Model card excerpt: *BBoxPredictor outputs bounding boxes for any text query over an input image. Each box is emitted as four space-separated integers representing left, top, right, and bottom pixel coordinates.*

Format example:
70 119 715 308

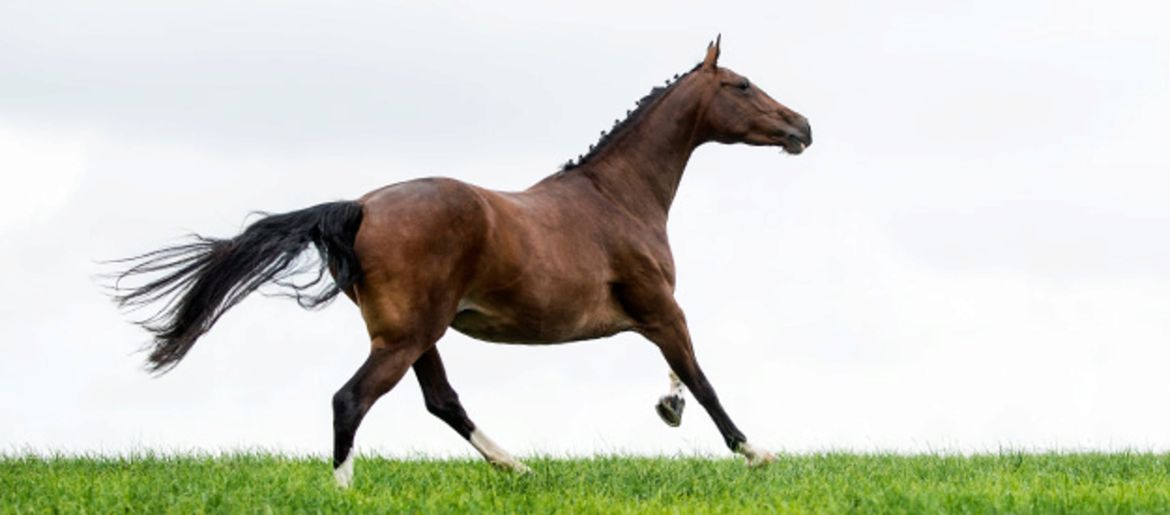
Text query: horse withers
110 36 812 487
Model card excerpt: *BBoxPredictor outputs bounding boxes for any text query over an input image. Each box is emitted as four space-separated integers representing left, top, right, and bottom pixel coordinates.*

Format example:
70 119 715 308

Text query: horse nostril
795 117 812 146
779 111 812 147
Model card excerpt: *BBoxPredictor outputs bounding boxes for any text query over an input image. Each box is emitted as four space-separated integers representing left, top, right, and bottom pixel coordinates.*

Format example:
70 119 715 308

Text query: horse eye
737 80 751 91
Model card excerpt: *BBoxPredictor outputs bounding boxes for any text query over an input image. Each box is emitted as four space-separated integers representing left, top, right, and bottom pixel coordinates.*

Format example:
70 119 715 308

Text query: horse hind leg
413 346 530 473
655 370 686 427
331 333 431 488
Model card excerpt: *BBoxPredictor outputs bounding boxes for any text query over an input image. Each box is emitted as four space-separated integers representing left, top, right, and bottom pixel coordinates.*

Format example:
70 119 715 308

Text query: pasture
3 453 1169 513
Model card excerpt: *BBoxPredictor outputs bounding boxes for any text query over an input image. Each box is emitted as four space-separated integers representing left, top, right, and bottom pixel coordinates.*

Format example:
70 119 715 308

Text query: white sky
2 1 1169 458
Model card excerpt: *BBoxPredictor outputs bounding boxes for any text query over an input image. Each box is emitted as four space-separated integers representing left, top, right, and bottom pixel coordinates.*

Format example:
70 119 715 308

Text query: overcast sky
2 1 1169 458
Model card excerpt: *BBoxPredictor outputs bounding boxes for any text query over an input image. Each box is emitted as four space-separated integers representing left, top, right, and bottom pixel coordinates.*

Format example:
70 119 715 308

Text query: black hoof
656 395 685 427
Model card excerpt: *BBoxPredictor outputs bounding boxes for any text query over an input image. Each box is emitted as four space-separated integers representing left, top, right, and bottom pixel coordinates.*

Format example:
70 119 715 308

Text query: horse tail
108 201 364 373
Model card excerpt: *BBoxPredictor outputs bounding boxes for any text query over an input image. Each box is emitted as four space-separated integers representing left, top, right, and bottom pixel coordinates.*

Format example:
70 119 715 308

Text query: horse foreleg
636 301 775 467
413 346 531 473
655 370 686 427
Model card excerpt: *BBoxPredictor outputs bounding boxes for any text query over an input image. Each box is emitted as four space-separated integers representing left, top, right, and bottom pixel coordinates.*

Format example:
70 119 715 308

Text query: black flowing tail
108 201 364 373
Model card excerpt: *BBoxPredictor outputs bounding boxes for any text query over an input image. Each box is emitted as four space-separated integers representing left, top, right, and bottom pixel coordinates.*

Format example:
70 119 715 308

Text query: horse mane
560 63 702 172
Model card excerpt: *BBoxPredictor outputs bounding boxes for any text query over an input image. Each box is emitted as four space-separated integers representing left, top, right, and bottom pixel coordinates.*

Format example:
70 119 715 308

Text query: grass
3 453 1170 513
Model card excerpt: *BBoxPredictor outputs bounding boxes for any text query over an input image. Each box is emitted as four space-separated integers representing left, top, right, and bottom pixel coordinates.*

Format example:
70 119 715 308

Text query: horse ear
701 34 721 72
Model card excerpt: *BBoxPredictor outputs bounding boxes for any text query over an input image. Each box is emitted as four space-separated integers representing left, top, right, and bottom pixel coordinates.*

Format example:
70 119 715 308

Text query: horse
110 36 812 487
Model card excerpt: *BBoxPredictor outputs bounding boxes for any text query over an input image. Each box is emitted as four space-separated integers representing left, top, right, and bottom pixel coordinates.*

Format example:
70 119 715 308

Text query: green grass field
3 453 1169 513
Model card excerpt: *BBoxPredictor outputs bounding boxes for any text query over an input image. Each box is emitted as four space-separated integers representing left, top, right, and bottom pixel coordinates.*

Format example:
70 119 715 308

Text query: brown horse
111 36 811 487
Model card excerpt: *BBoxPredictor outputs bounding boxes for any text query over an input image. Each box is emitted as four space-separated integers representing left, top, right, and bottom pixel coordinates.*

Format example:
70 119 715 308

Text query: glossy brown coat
113 37 811 478
337 37 811 468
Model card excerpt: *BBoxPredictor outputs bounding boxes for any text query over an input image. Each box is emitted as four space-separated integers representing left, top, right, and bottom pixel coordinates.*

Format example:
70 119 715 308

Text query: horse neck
580 81 709 222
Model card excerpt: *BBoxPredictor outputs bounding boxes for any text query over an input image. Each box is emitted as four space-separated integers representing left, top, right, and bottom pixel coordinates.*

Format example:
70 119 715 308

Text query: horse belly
450 294 631 344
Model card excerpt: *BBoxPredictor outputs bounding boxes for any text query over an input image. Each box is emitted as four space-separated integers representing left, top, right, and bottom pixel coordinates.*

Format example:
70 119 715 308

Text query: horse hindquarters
332 178 506 485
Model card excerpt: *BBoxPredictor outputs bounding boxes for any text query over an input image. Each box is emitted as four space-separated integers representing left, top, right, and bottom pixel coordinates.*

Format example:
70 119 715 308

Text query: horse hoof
656 395 685 427
492 459 533 475
746 450 777 468
334 470 353 488
736 442 777 468
333 454 355 488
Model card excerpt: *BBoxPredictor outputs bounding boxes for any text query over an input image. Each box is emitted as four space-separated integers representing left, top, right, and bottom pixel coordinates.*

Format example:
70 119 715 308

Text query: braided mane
560 63 702 171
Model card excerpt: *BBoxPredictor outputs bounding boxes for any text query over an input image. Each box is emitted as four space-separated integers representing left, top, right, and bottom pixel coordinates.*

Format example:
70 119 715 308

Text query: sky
2 1 1169 459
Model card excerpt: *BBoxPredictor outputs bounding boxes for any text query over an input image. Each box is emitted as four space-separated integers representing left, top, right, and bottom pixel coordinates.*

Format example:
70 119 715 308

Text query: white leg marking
667 370 684 397
334 450 354 488
735 441 777 467
656 370 686 427
470 428 531 474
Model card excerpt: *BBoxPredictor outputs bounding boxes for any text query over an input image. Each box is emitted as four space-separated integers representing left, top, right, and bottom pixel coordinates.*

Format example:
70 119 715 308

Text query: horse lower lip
782 133 807 148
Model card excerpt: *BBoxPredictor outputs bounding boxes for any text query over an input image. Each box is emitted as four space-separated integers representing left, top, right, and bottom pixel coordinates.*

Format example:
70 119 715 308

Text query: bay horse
111 36 812 487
